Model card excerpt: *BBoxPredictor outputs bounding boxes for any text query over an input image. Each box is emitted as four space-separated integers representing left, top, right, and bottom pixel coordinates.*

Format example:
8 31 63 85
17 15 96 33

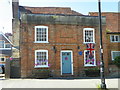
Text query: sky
0 0 119 33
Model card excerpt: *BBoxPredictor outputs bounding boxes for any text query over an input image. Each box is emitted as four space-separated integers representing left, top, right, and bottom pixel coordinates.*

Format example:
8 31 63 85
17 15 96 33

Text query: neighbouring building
0 32 13 73
89 12 120 77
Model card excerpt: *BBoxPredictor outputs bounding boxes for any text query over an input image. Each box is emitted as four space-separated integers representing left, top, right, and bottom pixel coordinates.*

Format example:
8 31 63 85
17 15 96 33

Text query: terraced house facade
12 1 119 78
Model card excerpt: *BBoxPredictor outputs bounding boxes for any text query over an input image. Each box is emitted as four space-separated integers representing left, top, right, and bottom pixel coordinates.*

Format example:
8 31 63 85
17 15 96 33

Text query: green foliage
84 67 100 71
113 56 120 68
97 84 101 88
106 28 111 33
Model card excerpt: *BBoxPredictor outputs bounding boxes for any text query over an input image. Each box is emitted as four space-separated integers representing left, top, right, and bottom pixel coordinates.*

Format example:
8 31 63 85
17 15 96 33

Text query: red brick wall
89 12 119 32
20 23 108 77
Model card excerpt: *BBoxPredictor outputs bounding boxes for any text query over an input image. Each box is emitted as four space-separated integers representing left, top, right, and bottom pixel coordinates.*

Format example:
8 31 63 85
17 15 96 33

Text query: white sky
0 0 119 33
0 0 12 33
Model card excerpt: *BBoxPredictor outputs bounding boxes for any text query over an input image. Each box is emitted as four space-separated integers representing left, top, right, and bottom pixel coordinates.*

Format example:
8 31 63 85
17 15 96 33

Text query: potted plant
84 67 100 77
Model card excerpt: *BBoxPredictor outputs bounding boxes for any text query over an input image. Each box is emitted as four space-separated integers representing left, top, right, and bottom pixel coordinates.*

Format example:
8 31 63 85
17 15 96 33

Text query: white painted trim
60 50 73 75
34 50 48 68
34 41 49 43
0 48 12 50
111 51 120 60
35 26 49 43
83 28 95 43
84 50 96 67
0 32 13 45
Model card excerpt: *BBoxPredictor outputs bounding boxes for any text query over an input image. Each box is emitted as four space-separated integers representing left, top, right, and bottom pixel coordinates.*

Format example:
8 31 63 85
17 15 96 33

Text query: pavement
0 77 119 89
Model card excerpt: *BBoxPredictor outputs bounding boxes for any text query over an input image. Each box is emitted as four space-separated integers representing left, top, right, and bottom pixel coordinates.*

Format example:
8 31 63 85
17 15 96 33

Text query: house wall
106 33 120 63
89 12 119 32
20 14 108 78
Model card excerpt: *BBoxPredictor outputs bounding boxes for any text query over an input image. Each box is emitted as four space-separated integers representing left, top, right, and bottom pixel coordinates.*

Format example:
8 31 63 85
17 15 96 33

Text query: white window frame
110 35 120 42
111 51 120 60
35 50 48 68
34 26 49 43
84 50 96 67
83 28 95 43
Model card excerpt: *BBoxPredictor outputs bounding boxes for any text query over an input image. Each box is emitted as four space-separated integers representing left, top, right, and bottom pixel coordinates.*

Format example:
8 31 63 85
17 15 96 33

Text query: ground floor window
84 50 96 66
35 50 48 67
111 51 120 60
0 58 5 62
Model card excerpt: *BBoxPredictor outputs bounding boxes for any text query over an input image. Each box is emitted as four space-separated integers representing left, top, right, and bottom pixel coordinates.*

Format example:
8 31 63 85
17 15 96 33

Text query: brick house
12 0 110 78
12 1 120 78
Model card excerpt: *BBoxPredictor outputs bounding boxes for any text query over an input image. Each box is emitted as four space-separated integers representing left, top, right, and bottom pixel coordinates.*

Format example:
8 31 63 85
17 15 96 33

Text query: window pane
5 44 11 48
115 36 119 41
112 52 120 60
36 27 47 42
84 50 95 66
84 30 94 43
0 58 5 62
111 36 114 41
0 41 4 48
36 51 48 66
119 36 120 41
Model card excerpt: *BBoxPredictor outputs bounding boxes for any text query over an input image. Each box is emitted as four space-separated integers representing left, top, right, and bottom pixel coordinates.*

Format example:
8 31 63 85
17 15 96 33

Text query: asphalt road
0 78 119 89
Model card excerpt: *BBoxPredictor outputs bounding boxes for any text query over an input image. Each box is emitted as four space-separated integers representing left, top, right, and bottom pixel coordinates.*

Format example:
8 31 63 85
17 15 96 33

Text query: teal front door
62 51 72 74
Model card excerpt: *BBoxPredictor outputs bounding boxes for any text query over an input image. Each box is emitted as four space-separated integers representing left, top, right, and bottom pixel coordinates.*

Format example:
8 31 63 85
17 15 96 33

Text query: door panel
62 52 72 74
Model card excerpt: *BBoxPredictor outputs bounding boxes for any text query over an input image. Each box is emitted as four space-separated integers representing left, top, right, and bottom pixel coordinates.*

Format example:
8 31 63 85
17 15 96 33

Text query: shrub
113 56 120 68
30 69 50 79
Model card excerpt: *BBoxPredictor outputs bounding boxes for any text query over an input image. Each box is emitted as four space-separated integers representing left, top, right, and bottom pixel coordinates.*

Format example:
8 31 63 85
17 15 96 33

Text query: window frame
110 35 120 42
35 50 48 68
111 51 120 61
84 50 96 67
0 57 5 62
34 26 49 43
83 28 95 44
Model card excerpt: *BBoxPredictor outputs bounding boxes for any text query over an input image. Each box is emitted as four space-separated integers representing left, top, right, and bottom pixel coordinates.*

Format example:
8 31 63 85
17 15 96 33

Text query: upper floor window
111 51 120 60
35 26 48 43
83 28 95 43
110 35 120 42
0 41 5 48
35 50 48 68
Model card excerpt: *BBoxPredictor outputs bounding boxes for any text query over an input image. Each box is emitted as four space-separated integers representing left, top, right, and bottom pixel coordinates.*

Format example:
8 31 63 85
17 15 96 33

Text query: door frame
60 50 73 75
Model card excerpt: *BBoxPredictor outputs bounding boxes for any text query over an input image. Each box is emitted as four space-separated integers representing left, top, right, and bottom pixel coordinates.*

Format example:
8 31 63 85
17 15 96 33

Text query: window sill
110 42 120 43
34 41 49 43
83 42 95 44
0 48 12 50
34 66 49 68
84 65 96 67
